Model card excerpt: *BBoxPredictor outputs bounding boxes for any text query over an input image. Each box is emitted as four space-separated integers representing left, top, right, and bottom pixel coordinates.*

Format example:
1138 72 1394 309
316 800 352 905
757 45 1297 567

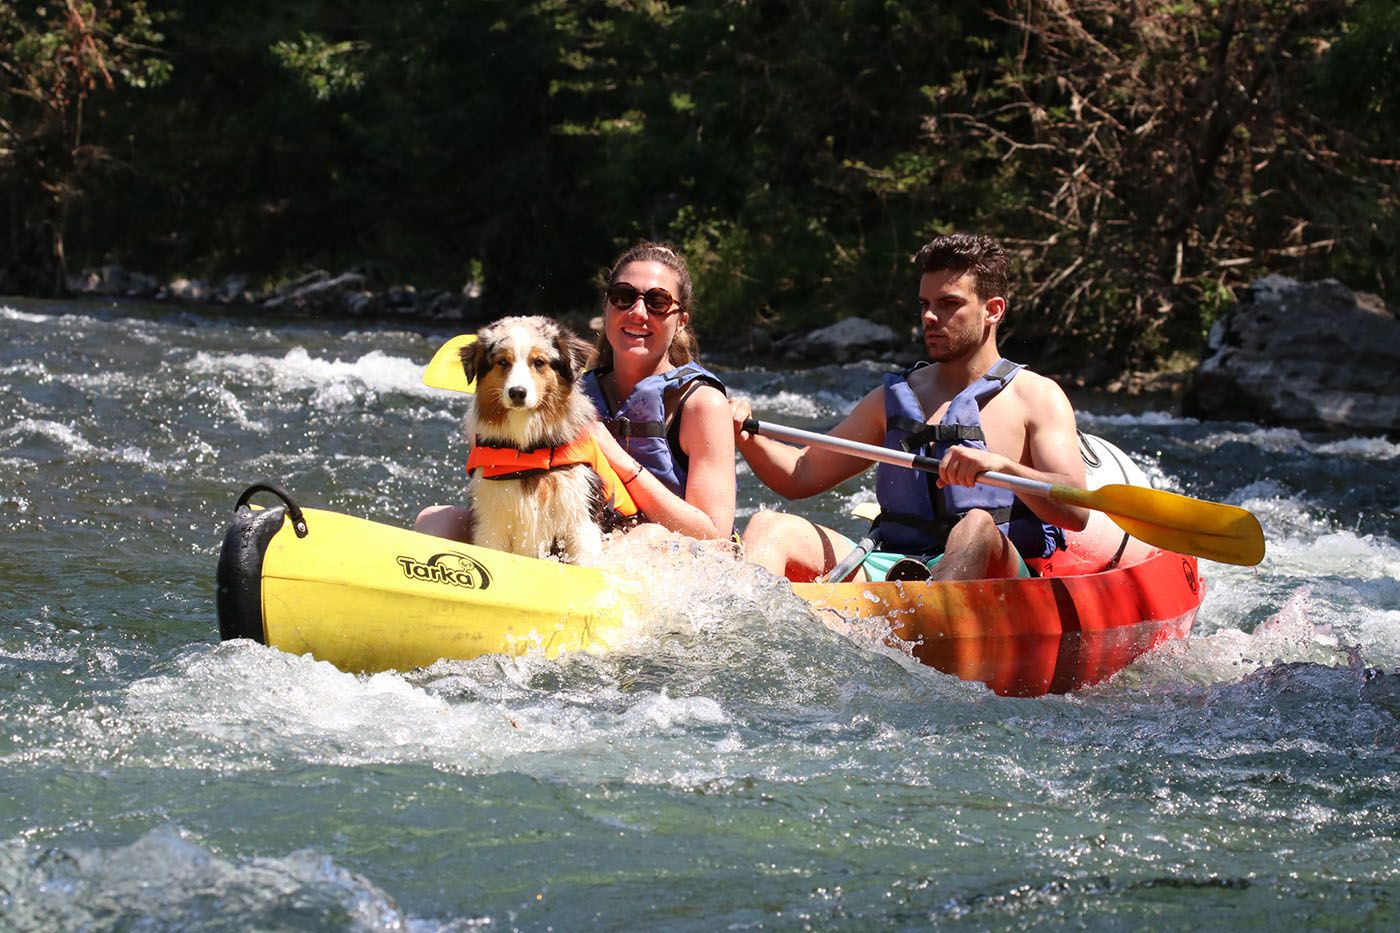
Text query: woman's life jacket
581 362 726 498
465 433 638 520
874 359 1065 559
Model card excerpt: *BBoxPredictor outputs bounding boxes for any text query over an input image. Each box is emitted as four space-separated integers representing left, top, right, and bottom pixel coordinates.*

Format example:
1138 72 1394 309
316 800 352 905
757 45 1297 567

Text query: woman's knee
414 505 468 540
414 505 448 529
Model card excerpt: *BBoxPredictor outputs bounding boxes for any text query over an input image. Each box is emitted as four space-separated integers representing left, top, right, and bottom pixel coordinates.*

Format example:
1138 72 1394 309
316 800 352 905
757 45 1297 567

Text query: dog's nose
508 385 528 405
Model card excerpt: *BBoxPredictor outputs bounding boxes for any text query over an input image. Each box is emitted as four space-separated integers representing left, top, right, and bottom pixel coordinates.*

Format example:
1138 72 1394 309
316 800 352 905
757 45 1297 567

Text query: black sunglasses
605 282 681 316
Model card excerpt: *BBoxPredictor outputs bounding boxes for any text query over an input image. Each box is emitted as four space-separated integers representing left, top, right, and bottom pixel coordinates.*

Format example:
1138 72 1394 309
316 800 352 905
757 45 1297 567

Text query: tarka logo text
397 552 492 590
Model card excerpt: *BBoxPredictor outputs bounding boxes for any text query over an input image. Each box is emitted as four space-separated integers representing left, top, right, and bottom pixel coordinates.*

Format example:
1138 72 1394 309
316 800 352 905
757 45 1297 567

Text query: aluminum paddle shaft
740 418 1265 566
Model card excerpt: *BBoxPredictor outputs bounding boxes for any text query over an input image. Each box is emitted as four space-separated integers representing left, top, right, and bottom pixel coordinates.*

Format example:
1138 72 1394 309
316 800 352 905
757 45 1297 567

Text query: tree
893 0 1384 371
7 1 1393 381
518 0 1001 336
0 0 166 294
1310 0 1400 296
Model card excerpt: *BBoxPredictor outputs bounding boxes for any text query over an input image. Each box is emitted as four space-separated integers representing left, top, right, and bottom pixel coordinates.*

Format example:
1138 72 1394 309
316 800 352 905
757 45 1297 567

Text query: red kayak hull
793 548 1202 697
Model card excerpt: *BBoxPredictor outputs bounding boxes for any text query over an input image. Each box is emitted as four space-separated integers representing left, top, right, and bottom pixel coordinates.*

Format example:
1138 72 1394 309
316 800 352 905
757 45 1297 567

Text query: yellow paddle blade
851 501 882 522
422 334 478 393
1051 483 1266 566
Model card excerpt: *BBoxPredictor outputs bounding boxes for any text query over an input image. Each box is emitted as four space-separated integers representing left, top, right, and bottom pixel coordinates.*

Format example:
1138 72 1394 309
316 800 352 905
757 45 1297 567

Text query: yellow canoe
217 471 1201 695
217 485 628 673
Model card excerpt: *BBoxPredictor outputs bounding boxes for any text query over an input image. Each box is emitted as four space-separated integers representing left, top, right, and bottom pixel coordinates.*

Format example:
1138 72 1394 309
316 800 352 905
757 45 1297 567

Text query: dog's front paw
559 524 604 564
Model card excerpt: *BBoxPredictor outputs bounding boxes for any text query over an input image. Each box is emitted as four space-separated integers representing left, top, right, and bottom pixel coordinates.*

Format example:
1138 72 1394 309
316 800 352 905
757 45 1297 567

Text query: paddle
813 501 882 583
422 334 479 393
741 418 1266 566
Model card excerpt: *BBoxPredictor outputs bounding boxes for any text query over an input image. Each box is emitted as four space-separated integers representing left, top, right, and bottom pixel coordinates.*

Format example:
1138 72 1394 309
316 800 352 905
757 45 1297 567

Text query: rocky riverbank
54 264 1399 435
65 264 483 321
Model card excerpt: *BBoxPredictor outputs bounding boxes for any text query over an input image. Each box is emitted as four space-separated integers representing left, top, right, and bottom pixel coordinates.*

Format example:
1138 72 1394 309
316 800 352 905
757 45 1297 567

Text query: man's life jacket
465 433 639 519
581 362 726 498
874 359 1065 559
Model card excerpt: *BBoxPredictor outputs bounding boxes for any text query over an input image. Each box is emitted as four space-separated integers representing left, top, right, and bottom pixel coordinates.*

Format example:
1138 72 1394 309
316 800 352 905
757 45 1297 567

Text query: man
730 233 1089 583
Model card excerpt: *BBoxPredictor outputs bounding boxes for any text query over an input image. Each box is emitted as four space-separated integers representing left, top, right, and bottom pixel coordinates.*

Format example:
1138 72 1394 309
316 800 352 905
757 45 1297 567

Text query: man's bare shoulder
837 381 889 444
1014 367 1077 423
996 367 1074 422
1012 367 1071 400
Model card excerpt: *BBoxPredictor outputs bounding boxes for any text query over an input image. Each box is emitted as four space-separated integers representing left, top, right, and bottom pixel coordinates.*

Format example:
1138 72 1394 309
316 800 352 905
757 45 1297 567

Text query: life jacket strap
474 465 550 481
603 415 666 439
983 358 1020 385
875 503 1023 554
891 420 986 452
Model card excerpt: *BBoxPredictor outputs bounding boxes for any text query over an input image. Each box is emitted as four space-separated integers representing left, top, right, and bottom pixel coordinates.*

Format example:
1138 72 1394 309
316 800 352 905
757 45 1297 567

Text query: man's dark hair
914 233 1010 302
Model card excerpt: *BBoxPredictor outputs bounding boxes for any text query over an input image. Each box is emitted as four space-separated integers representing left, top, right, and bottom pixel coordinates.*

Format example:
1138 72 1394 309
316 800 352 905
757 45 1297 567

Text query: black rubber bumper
215 502 285 643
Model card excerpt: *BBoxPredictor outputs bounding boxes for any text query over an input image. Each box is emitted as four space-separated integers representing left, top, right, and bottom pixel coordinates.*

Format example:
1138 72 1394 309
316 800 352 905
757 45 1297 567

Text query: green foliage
0 0 168 291
270 33 367 101
3 0 1395 377
1313 0 1400 134
861 0 1397 372
1308 0 1400 297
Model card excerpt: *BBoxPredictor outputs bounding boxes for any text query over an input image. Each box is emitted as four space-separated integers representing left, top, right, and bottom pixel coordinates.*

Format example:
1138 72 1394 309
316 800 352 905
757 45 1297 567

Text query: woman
414 241 734 543
581 241 735 541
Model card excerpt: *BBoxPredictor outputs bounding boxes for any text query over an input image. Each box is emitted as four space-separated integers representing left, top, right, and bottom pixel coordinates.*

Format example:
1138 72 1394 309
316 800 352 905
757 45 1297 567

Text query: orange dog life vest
465 434 640 517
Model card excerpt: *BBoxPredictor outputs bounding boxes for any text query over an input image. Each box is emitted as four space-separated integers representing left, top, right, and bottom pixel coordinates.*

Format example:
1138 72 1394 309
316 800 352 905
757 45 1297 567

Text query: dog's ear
461 339 490 383
552 327 595 384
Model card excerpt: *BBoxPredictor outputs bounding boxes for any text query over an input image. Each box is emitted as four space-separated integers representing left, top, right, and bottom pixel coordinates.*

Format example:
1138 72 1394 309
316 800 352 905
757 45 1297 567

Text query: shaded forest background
2 0 1397 375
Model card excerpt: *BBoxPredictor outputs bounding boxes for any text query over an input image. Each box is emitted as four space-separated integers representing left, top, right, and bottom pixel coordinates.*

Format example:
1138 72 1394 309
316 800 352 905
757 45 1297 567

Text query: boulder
422 290 476 320
161 277 212 301
774 316 905 363
214 274 251 304
341 291 385 316
69 264 143 296
125 271 160 298
261 270 370 313
1185 275 1400 433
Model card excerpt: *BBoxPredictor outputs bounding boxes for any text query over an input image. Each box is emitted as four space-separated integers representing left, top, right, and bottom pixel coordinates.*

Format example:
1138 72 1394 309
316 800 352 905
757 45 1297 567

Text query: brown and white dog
459 316 636 562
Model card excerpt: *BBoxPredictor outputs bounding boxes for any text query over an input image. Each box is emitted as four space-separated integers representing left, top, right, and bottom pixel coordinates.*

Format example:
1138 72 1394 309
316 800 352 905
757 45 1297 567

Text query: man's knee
945 508 1013 559
740 510 797 575
953 508 1001 542
949 508 1021 577
742 509 794 545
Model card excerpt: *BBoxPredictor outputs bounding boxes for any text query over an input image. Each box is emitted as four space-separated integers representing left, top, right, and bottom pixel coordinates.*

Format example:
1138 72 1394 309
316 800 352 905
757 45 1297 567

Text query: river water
2 298 1397 930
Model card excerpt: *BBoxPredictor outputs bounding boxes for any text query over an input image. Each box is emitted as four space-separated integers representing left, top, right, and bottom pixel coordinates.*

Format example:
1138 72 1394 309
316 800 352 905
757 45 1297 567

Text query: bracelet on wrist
622 462 643 485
